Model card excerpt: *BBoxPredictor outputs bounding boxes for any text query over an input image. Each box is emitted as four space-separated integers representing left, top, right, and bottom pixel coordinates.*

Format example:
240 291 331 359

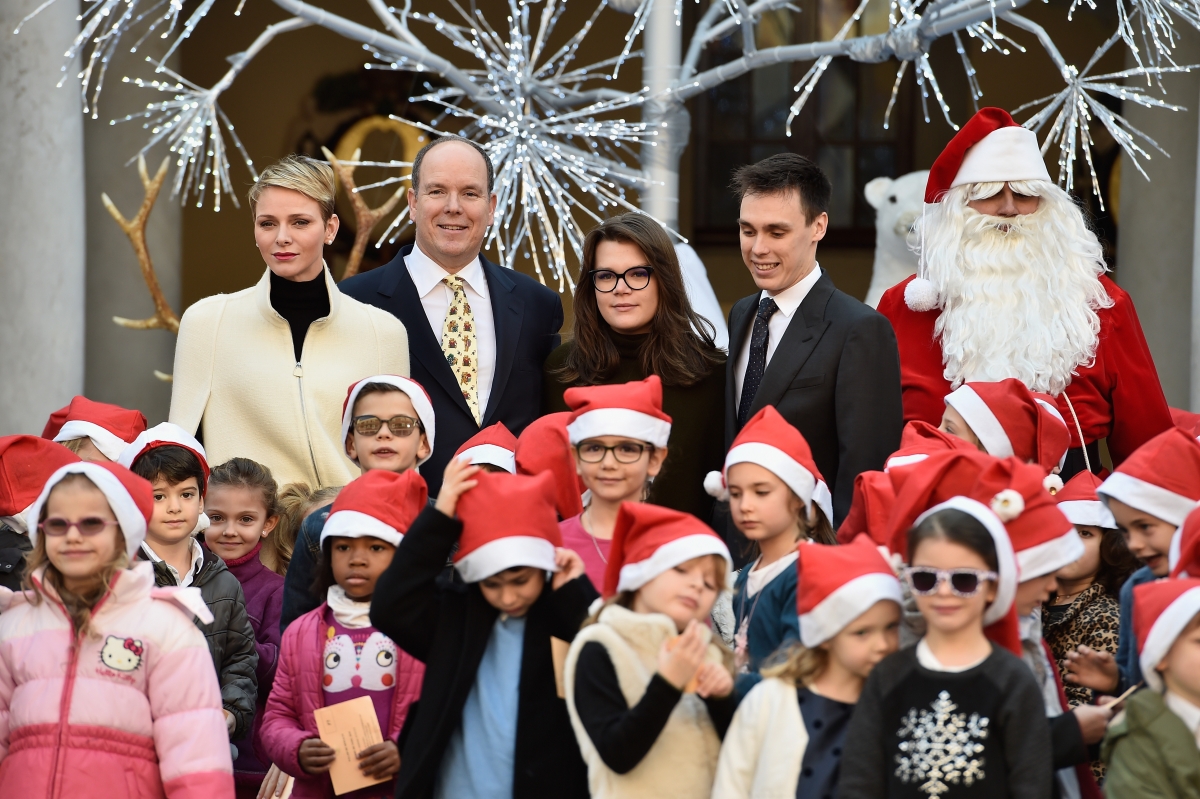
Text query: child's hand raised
357 740 401 780
657 620 706 691
551 548 585 590
1064 645 1120 693
298 737 336 775
694 662 733 699
435 458 480 518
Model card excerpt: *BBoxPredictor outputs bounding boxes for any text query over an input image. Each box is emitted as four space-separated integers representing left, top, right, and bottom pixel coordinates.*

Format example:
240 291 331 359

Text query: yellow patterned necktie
441 275 481 424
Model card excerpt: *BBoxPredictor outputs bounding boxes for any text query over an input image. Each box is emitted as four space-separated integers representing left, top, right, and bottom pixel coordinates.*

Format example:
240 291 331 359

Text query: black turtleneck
270 270 330 362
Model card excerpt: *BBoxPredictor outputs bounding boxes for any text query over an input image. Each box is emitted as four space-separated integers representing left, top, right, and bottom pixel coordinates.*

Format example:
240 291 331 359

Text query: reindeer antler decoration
321 146 405 281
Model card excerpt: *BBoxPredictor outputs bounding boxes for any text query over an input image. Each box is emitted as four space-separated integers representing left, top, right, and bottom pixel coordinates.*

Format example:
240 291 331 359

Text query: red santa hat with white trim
604 503 732 598
1135 578 1200 691
455 422 518 474
1170 504 1200 578
454 470 563 583
42 396 147 462
906 107 1052 311
704 406 833 522
884 420 977 473
1098 427 1200 528
797 534 904 646
320 469 428 547
0 436 81 530
564 376 672 448
341 375 437 466
117 422 210 484
27 461 154 559
836 470 895 546
1056 471 1117 530
943 379 1071 474
514 412 585 519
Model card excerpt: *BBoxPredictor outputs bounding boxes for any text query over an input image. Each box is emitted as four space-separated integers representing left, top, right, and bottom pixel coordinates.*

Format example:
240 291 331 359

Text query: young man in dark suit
726 153 903 539
340 136 563 498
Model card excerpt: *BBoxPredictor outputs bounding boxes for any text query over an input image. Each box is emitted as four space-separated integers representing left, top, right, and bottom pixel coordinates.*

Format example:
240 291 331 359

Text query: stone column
0 2 86 434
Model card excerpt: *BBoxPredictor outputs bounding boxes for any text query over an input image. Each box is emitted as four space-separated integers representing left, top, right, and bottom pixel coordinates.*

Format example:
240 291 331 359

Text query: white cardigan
169 266 409 488
711 677 808 799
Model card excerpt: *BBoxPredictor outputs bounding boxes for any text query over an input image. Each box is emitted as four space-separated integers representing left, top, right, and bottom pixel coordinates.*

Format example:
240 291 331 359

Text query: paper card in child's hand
665 636 700 693
551 637 570 699
313 696 387 795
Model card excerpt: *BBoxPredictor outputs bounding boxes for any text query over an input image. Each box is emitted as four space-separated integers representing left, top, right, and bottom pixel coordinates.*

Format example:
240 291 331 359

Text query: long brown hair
557 213 723 387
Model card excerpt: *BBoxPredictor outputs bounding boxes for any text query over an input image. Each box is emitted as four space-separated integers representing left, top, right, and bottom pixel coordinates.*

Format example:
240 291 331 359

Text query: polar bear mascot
863 170 929 308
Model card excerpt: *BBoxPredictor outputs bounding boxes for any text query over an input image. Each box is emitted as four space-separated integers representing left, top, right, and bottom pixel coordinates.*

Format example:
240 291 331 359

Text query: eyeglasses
39 517 120 537
904 567 998 597
590 266 654 293
575 440 653 464
352 415 422 437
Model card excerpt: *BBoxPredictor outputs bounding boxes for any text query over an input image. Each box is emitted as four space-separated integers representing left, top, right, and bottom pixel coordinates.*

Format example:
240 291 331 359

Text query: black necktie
738 297 778 427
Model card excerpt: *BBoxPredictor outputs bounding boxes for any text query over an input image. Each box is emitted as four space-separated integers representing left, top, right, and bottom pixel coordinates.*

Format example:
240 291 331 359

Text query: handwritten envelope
313 696 387 795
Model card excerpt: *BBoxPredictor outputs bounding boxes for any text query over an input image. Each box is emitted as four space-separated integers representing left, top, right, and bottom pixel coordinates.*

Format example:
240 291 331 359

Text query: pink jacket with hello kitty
0 562 234 799
260 603 424 799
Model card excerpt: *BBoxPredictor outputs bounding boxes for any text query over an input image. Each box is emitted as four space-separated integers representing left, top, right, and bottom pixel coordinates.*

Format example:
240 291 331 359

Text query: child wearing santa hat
1066 427 1200 696
515 411 586 519
939 378 1071 474
280 374 436 631
42 395 147 463
560 376 672 591
120 422 259 743
260 470 428 799
839 451 1053 799
0 435 80 590
1101 579 1200 797
0 461 234 797
455 422 518 473
369 460 597 799
712 535 902 799
564 503 736 799
702 406 834 698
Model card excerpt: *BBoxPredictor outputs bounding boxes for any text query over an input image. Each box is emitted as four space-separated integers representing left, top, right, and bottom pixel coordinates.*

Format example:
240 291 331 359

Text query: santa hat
1056 471 1117 530
836 470 896 546
605 503 731 598
1171 407 1200 439
321 470 428 547
1170 505 1200 578
907 107 1052 311
341 375 436 466
117 422 210 484
42 396 147 462
455 422 518 474
1135 578 1200 691
0 436 81 529
1098 427 1200 527
797 534 904 647
564 376 672 448
454 470 562 582
704 406 832 521
27 461 154 559
514 412 585 519
885 420 979 473
943 379 1071 473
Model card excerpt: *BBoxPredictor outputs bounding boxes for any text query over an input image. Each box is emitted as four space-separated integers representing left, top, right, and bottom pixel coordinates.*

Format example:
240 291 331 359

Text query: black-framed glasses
590 266 654 293
575 440 653 464
904 567 998 597
352 415 422 437
40 517 121 537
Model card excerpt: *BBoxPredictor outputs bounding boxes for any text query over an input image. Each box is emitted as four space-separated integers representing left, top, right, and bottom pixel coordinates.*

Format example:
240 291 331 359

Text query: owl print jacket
0 562 234 799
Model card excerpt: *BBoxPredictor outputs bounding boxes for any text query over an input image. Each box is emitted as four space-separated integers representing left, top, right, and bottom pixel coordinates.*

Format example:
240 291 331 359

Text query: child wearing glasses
704 406 836 698
712 535 901 799
0 461 234 797
280 375 436 630
559 376 672 590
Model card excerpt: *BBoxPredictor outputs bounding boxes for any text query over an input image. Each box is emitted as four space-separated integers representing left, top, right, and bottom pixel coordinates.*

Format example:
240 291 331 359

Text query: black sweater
370 506 598 799
269 269 330 362
837 645 1052 799
572 640 737 774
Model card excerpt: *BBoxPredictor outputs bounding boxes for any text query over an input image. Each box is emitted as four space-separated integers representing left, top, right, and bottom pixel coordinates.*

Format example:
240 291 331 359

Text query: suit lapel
726 296 756 442
748 273 835 417
482 256 523 425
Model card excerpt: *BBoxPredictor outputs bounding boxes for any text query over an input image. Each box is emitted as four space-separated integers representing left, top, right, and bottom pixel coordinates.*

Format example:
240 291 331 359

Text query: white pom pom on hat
704 470 728 501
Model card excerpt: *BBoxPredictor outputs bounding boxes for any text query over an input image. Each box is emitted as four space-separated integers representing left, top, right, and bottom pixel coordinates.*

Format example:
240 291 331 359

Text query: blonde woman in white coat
712 535 902 799
169 156 409 489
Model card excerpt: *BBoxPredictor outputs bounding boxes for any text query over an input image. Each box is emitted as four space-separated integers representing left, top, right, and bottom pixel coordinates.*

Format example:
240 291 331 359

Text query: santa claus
877 107 1172 475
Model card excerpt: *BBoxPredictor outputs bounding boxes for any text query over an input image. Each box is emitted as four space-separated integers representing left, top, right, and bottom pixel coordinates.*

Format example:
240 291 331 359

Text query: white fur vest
564 604 724 799
711 677 808 798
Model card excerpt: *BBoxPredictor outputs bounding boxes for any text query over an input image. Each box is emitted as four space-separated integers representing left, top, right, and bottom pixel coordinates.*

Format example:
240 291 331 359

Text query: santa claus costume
877 107 1171 476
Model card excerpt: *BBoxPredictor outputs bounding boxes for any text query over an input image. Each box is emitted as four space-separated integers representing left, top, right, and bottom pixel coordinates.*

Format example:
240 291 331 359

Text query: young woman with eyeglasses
544 213 725 521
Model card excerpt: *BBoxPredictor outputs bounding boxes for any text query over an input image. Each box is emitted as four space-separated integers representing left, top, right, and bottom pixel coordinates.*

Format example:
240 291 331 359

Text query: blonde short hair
248 155 337 221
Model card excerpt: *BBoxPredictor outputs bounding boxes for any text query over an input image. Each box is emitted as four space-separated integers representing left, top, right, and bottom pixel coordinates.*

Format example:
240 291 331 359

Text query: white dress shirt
140 538 204 588
406 243 497 416
1166 690 1200 749
733 264 824 410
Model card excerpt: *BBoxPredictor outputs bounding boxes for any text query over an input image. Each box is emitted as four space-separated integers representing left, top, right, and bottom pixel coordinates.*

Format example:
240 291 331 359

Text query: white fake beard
923 187 1112 396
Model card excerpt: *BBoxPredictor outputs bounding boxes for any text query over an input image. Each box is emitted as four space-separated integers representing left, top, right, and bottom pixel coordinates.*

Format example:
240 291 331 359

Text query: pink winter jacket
0 562 234 799
260 603 424 798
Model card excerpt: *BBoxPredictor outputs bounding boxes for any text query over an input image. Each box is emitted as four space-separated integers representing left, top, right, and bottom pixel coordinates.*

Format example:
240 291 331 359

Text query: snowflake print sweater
837 644 1052 799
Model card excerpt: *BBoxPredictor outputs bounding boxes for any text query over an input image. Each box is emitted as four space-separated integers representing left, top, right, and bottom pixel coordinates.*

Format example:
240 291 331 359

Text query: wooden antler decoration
322 145 406 280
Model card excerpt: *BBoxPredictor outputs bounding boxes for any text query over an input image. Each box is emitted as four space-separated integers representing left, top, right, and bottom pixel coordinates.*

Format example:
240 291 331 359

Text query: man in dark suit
726 153 903 535
341 136 563 496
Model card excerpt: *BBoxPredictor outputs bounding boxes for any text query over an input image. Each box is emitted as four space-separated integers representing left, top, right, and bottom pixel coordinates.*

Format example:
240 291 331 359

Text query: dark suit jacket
340 245 563 495
726 272 904 526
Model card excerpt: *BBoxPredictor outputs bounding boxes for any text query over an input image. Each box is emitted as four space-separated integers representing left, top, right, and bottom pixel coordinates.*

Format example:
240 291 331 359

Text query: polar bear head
100 635 144 672
864 170 929 262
